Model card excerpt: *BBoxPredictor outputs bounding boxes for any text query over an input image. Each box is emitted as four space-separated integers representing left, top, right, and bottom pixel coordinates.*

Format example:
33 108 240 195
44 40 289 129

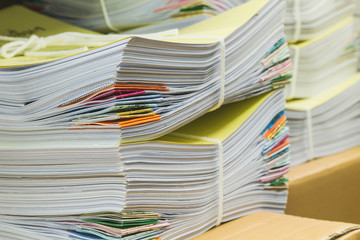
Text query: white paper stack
21 0 240 33
0 89 290 240
130 0 356 46
24 0 355 40
285 16 358 99
0 0 291 145
284 0 355 42
134 0 356 40
356 0 360 29
286 73 360 166
355 0 360 69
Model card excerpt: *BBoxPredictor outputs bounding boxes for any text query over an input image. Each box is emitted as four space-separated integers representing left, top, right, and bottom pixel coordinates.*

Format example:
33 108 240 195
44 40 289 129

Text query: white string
286 44 300 99
293 0 302 42
99 0 119 32
170 132 224 226
161 35 226 111
1 35 40 58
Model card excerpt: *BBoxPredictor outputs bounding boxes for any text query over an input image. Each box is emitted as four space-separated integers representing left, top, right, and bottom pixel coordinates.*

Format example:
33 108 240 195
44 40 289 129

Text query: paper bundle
355 0 360 69
0 0 291 145
356 0 360 29
284 0 355 42
22 0 356 42
131 0 358 40
0 212 168 240
22 0 241 33
286 73 360 166
0 89 289 240
285 16 357 99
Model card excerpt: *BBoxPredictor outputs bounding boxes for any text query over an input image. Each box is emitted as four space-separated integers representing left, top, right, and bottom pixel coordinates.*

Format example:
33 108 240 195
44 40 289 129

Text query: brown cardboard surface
286 146 360 224
190 211 360 240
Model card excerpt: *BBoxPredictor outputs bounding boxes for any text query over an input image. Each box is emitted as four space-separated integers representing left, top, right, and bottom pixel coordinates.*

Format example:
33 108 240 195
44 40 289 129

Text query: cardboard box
191 211 360 240
286 146 360 224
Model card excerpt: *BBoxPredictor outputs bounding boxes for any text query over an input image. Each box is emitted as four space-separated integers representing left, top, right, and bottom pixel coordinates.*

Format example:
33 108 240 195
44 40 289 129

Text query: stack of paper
356 0 360 30
21 0 239 33
355 0 360 69
286 73 360 166
22 0 356 41
132 0 358 42
0 0 291 145
285 16 358 99
0 212 169 240
0 89 290 240
284 0 355 42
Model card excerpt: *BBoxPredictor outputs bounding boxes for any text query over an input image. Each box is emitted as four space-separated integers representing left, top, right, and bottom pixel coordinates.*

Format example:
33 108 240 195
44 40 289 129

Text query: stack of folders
0 90 290 240
284 0 355 42
285 16 358 99
0 0 292 145
286 73 360 166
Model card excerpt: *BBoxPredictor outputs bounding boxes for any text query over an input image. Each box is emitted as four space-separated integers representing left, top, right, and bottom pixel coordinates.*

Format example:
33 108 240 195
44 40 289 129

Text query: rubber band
286 44 300 99
293 0 302 42
161 35 226 111
170 132 224 226
99 0 119 32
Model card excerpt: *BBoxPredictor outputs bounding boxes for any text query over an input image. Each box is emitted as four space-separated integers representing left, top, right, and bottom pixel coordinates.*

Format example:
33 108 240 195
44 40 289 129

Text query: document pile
0 1 291 239
355 0 360 69
0 90 290 240
22 0 240 33
284 0 355 42
285 16 358 99
22 0 356 41
0 0 291 145
286 73 360 166
0 212 168 240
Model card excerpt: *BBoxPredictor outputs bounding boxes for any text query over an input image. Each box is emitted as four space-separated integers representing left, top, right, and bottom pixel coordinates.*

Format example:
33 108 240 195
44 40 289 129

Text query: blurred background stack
283 0 360 166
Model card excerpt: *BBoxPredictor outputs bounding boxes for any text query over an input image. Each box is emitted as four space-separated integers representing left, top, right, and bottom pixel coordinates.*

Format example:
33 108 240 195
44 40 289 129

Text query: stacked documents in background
356 0 360 30
285 16 357 99
286 73 360 166
283 0 359 165
0 0 291 145
355 0 360 69
22 0 355 41
285 0 355 42
0 90 289 240
21 0 240 33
